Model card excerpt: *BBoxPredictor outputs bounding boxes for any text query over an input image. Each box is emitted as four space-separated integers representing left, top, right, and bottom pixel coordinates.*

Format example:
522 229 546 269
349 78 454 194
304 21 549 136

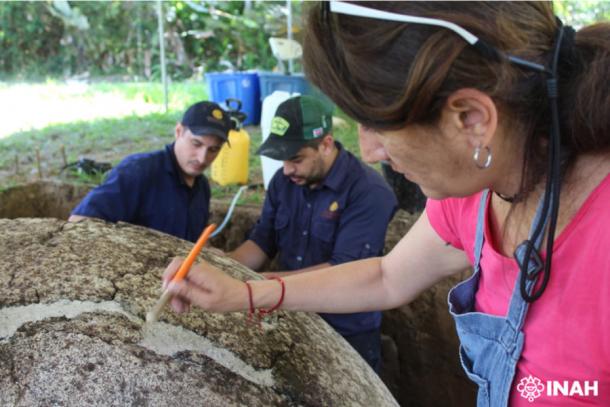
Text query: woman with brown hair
162 2 609 405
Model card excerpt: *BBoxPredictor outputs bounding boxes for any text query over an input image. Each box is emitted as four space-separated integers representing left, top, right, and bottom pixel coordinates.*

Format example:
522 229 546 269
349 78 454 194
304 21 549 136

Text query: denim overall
448 189 549 406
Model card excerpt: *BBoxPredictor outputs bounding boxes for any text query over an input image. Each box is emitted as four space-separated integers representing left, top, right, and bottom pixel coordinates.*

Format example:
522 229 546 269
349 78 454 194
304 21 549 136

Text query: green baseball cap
256 95 333 160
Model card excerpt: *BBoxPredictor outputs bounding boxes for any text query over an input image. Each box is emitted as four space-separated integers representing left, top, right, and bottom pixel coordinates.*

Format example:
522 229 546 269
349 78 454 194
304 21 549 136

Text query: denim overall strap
502 194 551 336
447 190 490 316
448 189 552 406
472 189 489 273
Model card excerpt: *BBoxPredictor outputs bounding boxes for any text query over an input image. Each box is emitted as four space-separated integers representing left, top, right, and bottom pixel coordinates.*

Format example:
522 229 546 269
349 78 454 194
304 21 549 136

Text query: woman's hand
162 257 247 313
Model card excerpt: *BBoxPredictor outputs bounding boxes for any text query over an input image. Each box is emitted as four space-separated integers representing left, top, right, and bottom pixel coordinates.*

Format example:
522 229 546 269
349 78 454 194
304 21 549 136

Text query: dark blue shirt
72 144 211 242
249 142 398 336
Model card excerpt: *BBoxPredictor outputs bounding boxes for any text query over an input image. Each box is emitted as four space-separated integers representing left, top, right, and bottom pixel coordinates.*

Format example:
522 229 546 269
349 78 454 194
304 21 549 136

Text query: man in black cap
230 95 397 372
69 101 233 242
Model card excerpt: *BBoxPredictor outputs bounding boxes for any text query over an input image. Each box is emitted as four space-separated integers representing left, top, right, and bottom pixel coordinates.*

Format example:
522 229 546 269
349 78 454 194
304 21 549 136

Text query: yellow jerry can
211 127 250 186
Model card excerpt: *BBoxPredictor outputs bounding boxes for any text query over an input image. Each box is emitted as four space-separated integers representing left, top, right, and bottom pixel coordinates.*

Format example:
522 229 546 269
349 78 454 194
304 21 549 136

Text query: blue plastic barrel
205 72 261 125
258 72 309 101
258 71 335 112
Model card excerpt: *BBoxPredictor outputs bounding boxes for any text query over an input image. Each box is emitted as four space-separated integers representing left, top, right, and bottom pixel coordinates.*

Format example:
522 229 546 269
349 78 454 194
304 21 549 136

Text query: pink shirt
427 173 610 406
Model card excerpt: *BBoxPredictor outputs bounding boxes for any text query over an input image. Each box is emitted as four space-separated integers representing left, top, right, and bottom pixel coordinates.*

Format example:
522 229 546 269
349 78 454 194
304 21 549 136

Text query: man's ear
175 123 184 140
319 134 334 154
444 88 498 149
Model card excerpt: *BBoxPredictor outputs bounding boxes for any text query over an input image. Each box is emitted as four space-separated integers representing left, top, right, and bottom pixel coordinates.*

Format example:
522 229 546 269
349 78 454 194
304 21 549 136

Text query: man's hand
68 214 91 222
261 271 293 279
229 240 269 271
205 245 225 257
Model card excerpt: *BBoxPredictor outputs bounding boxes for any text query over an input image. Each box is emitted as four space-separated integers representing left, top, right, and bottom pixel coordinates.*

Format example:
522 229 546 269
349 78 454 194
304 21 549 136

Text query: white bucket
260 90 300 189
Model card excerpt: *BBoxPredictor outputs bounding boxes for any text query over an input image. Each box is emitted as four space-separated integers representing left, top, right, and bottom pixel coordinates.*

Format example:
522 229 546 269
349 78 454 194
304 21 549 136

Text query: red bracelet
245 277 285 328
259 277 285 317
245 281 254 322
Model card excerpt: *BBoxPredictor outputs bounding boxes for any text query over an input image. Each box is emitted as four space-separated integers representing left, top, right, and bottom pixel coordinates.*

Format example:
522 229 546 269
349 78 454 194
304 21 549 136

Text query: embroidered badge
271 117 290 136
321 201 340 220
212 109 223 120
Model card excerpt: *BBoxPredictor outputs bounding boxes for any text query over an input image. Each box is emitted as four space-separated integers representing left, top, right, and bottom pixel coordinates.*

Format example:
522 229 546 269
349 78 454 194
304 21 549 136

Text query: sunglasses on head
329 1 549 74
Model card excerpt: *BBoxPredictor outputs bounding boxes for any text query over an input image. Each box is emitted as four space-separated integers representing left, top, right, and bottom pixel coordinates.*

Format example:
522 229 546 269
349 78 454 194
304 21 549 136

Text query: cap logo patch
313 127 323 137
271 116 290 136
212 109 223 120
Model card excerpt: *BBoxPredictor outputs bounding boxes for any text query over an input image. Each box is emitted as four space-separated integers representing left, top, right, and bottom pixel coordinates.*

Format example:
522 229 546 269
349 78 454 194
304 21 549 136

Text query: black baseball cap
256 95 333 160
181 101 233 141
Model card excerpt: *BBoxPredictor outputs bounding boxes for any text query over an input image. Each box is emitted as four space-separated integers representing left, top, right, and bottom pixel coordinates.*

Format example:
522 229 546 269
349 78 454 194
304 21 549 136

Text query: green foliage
0 1 298 81
166 1 282 73
0 2 65 78
554 0 610 27
1 1 607 81
0 1 158 80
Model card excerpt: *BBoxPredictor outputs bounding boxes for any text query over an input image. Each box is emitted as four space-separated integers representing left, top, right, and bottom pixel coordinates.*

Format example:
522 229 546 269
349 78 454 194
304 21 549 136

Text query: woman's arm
163 210 471 314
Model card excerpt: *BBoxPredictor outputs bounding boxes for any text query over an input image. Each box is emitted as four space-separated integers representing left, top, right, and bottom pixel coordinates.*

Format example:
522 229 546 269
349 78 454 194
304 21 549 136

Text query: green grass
0 113 176 177
0 81 362 202
80 81 209 110
0 80 208 138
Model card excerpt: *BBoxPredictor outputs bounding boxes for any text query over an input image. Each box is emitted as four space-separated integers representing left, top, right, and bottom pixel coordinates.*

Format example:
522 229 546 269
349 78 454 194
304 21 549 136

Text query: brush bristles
146 290 173 323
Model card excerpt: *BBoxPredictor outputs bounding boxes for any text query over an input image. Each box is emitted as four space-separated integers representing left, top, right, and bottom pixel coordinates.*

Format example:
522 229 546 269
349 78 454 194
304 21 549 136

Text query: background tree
0 1 605 81
0 1 296 81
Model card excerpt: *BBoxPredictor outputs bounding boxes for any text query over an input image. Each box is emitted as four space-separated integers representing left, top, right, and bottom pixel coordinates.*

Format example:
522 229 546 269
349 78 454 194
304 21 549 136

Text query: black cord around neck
516 23 565 303
495 192 518 203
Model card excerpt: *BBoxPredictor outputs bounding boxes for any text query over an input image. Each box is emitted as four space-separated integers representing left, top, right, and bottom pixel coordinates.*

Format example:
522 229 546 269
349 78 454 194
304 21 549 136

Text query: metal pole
157 0 168 113
60 145 68 167
286 0 293 74
35 149 43 180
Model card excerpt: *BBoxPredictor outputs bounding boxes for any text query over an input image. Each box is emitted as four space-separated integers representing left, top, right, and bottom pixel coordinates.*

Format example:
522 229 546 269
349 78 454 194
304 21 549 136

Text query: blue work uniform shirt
71 143 211 242
249 142 398 336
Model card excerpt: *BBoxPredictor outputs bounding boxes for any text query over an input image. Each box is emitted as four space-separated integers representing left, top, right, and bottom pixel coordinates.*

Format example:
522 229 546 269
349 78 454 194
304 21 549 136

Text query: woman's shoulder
427 192 485 223
426 192 485 251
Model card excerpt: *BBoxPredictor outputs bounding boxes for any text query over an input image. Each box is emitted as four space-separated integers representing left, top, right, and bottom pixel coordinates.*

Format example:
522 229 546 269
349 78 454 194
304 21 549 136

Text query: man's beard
300 158 326 187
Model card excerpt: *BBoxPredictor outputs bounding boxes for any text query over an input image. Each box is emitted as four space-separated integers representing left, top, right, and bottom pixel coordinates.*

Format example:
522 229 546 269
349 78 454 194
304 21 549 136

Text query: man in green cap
229 95 398 372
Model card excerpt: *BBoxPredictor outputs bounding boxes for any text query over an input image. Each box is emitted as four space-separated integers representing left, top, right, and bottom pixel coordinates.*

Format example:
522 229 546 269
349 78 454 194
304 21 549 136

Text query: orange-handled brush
146 224 217 323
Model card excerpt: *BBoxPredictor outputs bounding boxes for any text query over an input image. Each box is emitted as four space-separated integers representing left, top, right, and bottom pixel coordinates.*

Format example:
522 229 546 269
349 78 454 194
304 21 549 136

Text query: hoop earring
473 145 492 169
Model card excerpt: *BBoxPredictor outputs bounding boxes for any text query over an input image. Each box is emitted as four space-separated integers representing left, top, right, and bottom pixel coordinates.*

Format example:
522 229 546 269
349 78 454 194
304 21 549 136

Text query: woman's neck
488 151 610 257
